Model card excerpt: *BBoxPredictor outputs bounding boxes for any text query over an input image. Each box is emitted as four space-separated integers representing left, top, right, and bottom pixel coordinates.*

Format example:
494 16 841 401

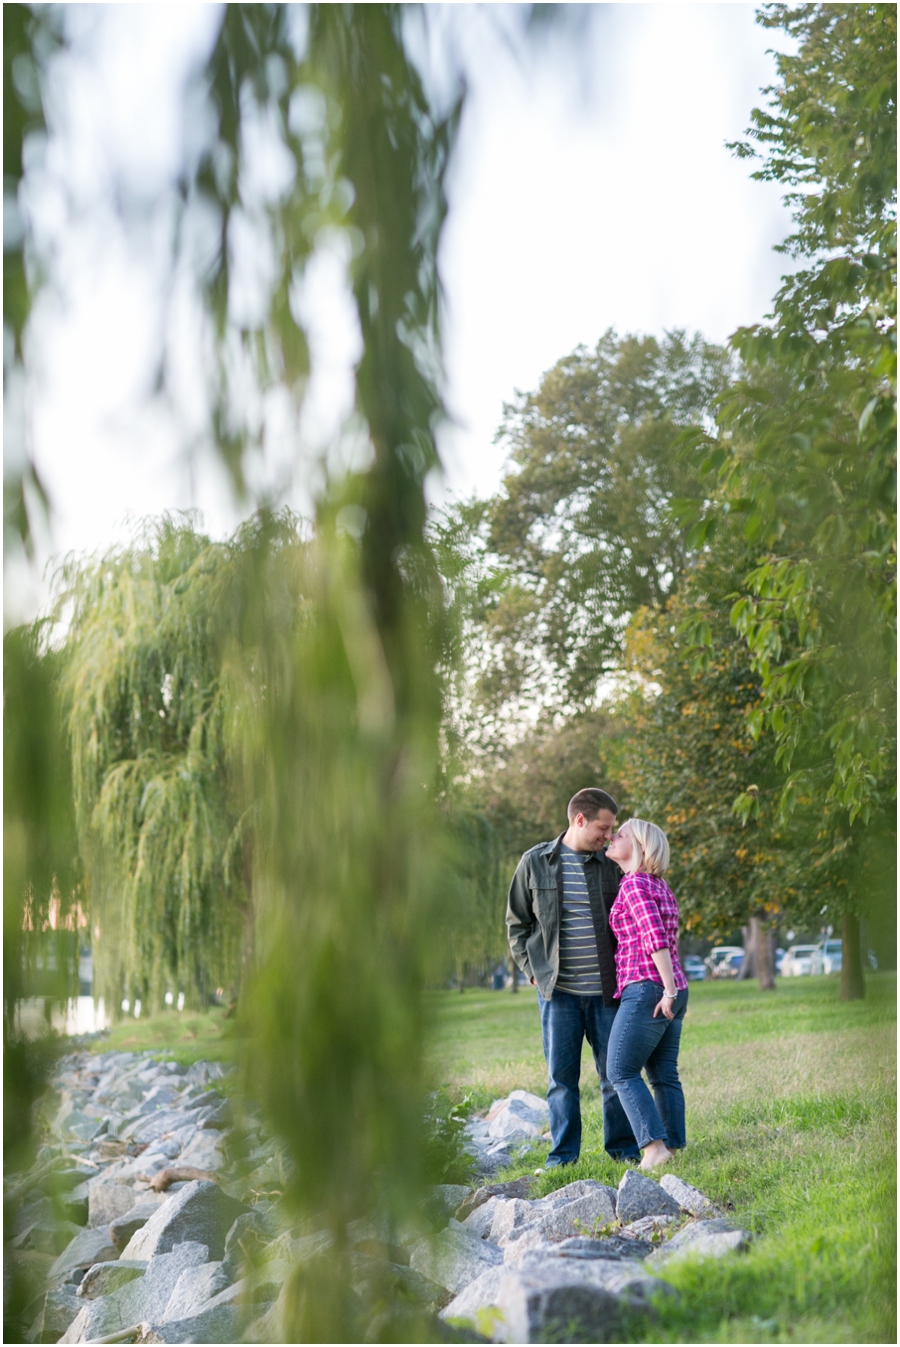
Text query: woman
605 817 688 1170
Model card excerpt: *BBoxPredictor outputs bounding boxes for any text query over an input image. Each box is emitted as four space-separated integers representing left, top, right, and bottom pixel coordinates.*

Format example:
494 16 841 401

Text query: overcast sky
9 3 794 620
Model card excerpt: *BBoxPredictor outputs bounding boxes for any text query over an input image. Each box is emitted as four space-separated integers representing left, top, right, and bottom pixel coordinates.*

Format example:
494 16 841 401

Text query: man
506 787 639 1166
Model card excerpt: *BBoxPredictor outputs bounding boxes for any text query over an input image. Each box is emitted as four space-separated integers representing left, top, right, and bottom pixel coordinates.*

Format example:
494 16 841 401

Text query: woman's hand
653 993 676 1020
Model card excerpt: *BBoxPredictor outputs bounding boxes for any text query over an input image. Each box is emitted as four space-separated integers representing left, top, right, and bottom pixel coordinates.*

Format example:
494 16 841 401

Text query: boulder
177 1129 227 1172
438 1263 505 1325
648 1218 752 1264
488 1199 539 1246
456 1176 536 1221
134 1304 241 1343
161 1261 231 1320
659 1174 719 1216
110 1196 170 1253
120 1181 248 1262
77 1261 147 1300
549 1236 653 1262
539 1188 618 1240
619 1214 678 1241
49 1225 117 1281
485 1092 549 1143
30 1283 82 1341
544 1180 617 1209
409 1224 504 1295
425 1184 473 1222
462 1197 502 1240
59 1241 210 1343
87 1176 145 1227
496 1251 669 1343
615 1170 681 1223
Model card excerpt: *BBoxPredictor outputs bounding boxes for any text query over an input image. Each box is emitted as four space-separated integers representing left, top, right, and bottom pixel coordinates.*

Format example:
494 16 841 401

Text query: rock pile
437 1163 752 1343
8 1048 290 1344
8 1067 753 1345
463 1090 550 1173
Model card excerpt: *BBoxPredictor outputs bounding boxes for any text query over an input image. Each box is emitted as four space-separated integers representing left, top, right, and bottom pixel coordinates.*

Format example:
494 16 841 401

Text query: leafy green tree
684 2 896 998
53 513 298 1017
472 330 730 710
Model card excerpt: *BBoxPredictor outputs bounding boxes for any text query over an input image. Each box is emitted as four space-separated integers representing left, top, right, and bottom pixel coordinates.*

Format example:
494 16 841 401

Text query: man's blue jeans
538 989 641 1165
606 980 688 1150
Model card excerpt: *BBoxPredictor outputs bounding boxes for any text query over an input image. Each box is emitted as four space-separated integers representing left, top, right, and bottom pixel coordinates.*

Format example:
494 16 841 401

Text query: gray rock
540 1188 618 1240
409 1225 504 1294
110 1196 170 1253
659 1173 718 1216
351 1252 448 1311
439 1264 505 1325
549 1236 653 1262
49 1225 117 1280
120 1181 248 1262
34 1283 82 1340
59 1241 210 1342
619 1214 679 1240
134 1304 240 1343
162 1261 231 1320
489 1198 539 1245
426 1184 473 1219
502 1229 554 1264
222 1210 271 1274
177 1129 227 1171
545 1179 618 1209
496 1252 669 1343
77 1261 147 1299
486 1091 549 1143
616 1170 682 1223
648 1218 752 1264
462 1196 502 1240
87 1175 144 1227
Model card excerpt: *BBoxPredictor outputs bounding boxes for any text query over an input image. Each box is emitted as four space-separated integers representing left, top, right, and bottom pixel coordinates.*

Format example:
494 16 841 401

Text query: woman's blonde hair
626 818 670 877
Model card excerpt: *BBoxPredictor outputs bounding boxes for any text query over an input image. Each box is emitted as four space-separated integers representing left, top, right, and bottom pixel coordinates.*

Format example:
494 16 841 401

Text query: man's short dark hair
567 788 618 822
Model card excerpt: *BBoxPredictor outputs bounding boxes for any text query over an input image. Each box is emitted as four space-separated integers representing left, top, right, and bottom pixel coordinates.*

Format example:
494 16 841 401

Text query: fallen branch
142 1165 220 1192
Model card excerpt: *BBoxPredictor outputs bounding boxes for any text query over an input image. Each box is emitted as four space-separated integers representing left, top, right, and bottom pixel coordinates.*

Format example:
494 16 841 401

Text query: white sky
7 3 794 621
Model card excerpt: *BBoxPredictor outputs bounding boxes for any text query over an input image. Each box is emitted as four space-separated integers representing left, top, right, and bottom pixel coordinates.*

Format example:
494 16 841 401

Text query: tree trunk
737 923 755 980
840 911 866 1001
756 919 776 992
509 949 518 993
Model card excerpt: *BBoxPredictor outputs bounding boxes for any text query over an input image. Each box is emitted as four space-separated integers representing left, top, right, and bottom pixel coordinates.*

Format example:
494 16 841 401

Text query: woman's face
606 822 636 871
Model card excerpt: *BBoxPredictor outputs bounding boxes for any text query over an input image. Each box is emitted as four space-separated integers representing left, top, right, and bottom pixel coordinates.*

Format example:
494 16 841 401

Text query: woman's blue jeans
538 989 640 1166
606 980 688 1150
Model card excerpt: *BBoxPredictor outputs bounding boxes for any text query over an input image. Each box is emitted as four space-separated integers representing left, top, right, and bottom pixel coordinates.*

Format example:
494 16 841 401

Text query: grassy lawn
87 1007 239 1067
426 973 897 1344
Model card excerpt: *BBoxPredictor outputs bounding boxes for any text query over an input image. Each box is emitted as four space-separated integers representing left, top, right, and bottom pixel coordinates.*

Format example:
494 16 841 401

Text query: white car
811 940 843 975
781 944 817 976
705 946 744 978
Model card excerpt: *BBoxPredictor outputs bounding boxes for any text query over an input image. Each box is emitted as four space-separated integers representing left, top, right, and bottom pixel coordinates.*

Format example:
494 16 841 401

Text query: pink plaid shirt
609 871 688 999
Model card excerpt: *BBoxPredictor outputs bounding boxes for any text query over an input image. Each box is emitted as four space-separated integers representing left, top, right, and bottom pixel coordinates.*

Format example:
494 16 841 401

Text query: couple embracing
506 787 688 1172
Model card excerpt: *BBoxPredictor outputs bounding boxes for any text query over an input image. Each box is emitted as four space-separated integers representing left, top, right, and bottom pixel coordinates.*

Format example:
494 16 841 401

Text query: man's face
573 809 617 851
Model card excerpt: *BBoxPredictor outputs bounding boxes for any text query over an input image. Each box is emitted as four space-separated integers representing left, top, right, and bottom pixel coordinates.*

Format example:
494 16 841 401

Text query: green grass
88 1006 239 1067
426 974 897 1344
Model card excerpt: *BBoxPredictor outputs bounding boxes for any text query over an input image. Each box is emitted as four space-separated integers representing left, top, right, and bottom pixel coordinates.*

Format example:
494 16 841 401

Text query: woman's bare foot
639 1141 674 1170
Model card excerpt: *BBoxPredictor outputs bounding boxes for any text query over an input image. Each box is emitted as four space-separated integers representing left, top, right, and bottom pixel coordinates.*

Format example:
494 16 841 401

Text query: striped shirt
608 871 688 999
556 844 603 995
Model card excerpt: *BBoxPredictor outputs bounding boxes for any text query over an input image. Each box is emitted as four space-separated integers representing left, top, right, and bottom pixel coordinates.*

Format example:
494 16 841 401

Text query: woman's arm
651 947 678 1020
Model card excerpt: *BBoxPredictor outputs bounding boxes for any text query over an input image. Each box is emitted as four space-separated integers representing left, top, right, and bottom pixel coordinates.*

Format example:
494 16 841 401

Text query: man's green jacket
505 831 623 1007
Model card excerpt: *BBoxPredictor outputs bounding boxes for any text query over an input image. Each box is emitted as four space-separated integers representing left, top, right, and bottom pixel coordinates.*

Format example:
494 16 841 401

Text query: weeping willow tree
4 4 545 1340
54 512 306 1015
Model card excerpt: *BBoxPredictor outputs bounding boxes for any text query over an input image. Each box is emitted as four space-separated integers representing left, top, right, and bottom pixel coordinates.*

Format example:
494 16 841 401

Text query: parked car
810 940 843 975
682 955 707 981
774 947 786 974
705 946 744 978
717 950 745 978
781 944 817 976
